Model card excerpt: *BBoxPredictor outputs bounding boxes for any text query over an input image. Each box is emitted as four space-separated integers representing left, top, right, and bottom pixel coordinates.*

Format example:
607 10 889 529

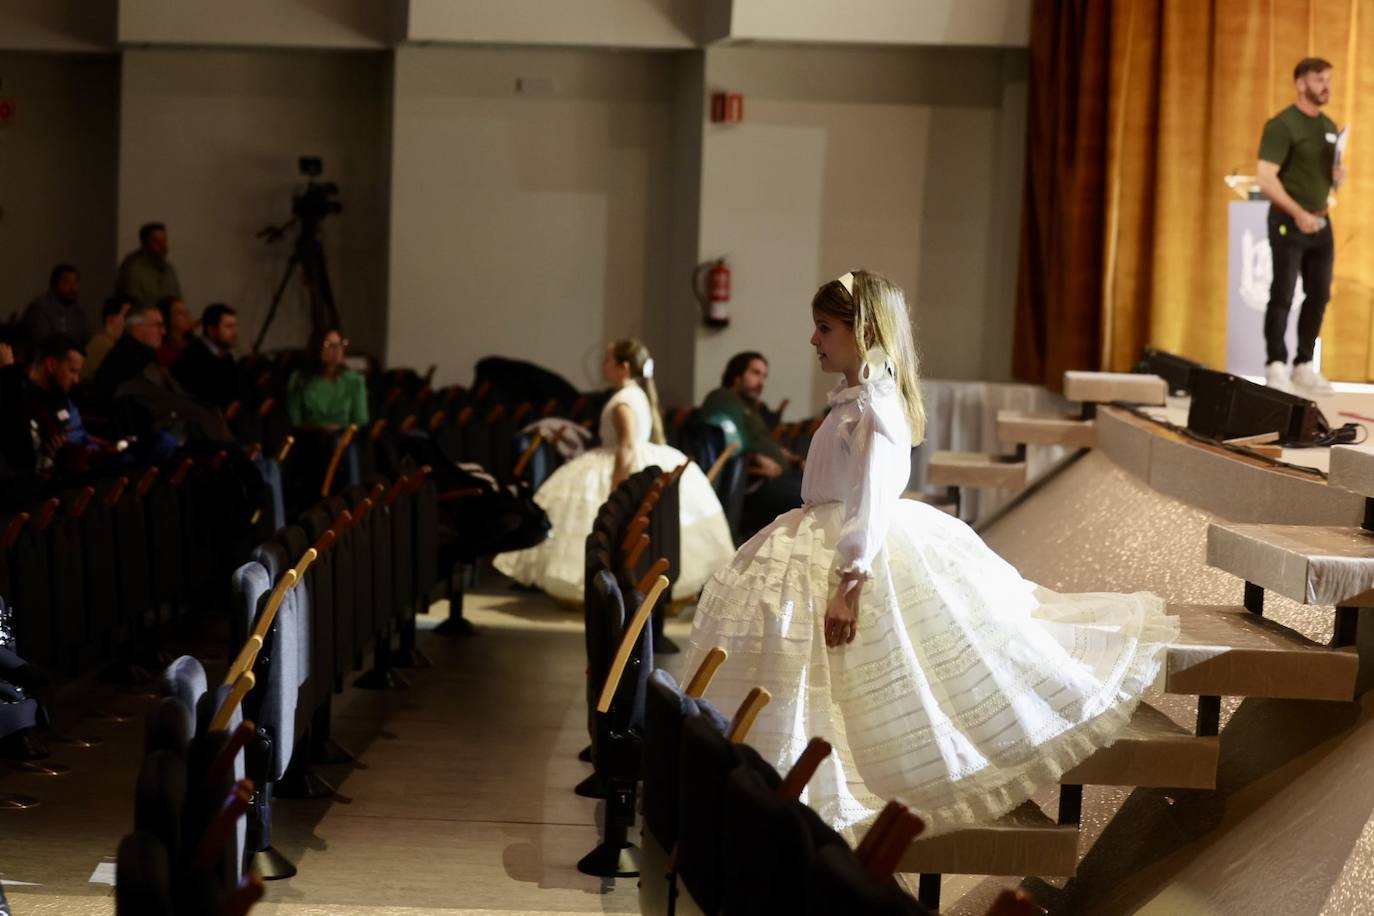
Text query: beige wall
117 49 391 354
693 45 1028 417
0 0 116 51
386 46 678 391
0 53 119 326
406 0 703 49
725 0 1030 47
117 0 393 48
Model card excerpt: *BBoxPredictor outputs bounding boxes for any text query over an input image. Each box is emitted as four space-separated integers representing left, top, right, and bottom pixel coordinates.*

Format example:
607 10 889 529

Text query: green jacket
700 387 786 464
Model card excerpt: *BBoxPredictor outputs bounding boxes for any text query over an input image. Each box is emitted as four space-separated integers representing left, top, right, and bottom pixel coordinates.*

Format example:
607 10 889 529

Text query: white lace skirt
492 444 735 605
683 498 1179 838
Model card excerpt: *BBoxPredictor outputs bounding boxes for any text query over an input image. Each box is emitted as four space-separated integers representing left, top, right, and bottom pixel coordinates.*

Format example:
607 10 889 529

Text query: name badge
1326 132 1338 143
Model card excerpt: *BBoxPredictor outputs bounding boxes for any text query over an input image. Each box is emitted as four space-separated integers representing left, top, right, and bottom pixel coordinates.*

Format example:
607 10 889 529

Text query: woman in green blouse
286 328 369 428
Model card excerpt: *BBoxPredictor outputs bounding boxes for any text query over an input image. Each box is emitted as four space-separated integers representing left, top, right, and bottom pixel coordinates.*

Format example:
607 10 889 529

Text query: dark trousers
1265 208 1334 365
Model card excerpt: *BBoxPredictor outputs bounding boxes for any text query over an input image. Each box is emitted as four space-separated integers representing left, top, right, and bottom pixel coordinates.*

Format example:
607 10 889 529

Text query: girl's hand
824 573 863 647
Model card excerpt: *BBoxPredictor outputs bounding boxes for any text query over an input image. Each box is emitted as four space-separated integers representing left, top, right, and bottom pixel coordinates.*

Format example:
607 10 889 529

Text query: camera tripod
252 217 341 354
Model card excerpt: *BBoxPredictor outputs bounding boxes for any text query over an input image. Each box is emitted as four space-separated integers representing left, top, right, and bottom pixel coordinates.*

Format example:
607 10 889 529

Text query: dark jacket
172 336 241 410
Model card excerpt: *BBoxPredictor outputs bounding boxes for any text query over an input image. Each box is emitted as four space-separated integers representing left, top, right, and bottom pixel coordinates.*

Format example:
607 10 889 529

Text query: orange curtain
1018 0 1374 384
1013 0 1113 389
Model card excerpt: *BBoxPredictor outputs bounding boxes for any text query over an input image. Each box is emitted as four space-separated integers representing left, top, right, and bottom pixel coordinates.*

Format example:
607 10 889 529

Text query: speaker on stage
1186 368 1323 445
1136 348 1207 396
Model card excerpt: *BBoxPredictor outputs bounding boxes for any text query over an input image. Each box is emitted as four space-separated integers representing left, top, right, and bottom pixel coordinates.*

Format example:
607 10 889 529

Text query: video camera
294 156 341 225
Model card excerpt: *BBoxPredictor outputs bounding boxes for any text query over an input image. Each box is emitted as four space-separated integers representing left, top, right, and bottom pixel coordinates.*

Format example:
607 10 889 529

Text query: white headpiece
641 357 655 380
837 271 855 296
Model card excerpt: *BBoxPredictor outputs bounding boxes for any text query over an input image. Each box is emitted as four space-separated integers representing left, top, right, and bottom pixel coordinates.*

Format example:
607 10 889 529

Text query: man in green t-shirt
1257 56 1346 397
700 351 803 538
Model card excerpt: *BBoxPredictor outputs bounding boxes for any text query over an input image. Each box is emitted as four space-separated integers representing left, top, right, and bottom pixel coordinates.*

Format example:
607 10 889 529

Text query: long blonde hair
811 270 926 443
610 338 666 445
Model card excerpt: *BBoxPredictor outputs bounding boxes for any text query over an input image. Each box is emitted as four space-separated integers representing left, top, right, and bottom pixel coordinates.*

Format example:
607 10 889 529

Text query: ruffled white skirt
683 498 1179 837
493 443 735 605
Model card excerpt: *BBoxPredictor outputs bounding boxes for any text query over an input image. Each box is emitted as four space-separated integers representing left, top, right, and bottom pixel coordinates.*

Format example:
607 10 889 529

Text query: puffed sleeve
833 393 903 578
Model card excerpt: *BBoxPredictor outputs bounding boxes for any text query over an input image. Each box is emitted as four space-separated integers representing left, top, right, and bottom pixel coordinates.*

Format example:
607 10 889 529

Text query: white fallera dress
494 383 735 604
683 372 1179 837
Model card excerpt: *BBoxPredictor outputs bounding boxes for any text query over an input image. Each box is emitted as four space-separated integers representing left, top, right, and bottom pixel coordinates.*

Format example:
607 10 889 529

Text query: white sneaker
1265 361 1294 392
1292 362 1335 397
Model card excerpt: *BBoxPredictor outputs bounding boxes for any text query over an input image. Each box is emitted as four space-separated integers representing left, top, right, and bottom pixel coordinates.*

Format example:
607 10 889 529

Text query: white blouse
598 383 654 448
800 374 912 577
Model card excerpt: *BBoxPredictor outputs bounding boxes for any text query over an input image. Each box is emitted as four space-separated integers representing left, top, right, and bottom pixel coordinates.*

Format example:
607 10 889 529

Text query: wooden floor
0 583 697 915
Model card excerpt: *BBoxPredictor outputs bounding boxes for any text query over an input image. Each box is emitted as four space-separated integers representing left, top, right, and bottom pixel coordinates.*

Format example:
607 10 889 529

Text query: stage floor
1137 378 1374 474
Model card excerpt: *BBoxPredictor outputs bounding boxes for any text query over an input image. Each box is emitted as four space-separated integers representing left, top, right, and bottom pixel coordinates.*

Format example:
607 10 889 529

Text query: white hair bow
837 271 854 296
642 357 655 380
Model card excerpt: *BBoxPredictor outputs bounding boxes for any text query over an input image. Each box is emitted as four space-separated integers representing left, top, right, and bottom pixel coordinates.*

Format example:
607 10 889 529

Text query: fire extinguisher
694 258 731 328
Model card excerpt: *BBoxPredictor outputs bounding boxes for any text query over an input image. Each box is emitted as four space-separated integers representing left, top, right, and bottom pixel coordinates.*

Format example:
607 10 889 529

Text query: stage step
902 491 958 515
1062 702 1217 789
1063 371 1167 407
996 411 1096 449
897 801 1078 878
1206 522 1374 607
1166 605 1359 701
1328 446 1374 500
927 452 1027 490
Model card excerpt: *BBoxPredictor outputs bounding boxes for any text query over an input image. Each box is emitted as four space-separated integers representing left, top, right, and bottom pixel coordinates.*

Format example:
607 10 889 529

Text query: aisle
1 583 689 915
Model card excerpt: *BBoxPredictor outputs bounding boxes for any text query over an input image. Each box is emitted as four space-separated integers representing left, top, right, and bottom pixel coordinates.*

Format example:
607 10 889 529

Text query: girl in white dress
683 271 1179 837
494 339 735 605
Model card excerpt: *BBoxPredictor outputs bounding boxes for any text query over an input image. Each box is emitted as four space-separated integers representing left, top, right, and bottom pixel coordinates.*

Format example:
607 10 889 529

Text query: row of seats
574 470 1036 915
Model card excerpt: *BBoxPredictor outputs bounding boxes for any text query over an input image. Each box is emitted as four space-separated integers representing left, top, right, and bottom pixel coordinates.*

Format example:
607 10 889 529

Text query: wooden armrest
257 396 276 419
457 406 474 427
206 721 256 785
512 402 533 424
384 475 409 506
210 671 255 733
311 530 337 557
726 686 771 743
683 647 726 699
623 532 649 573
70 486 95 519
474 380 492 401
1 513 30 551
398 415 417 433
332 509 354 535
437 487 484 504
485 403 506 425
32 498 60 532
863 800 925 883
634 482 663 519
672 461 689 484
705 440 740 483
320 424 359 497
854 799 903 864
191 778 255 869
408 465 433 491
596 574 670 713
635 557 670 597
245 443 262 461
427 410 447 433
275 434 295 463
368 481 386 501
620 516 650 554
170 457 194 488
369 418 388 442
512 432 545 478
353 496 376 522
225 400 242 420
778 737 832 801
541 398 560 417
291 547 320 582
137 466 160 497
984 889 1038 916
222 636 264 689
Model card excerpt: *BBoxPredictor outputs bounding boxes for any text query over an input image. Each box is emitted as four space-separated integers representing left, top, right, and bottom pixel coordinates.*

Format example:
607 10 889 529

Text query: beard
1304 85 1329 107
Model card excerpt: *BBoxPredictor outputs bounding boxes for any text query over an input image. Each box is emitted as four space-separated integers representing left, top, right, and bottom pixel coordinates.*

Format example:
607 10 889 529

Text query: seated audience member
287 328 368 428
81 296 133 382
91 303 230 449
172 303 241 409
700 351 804 538
155 296 194 368
115 222 181 309
0 335 105 477
21 264 87 348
